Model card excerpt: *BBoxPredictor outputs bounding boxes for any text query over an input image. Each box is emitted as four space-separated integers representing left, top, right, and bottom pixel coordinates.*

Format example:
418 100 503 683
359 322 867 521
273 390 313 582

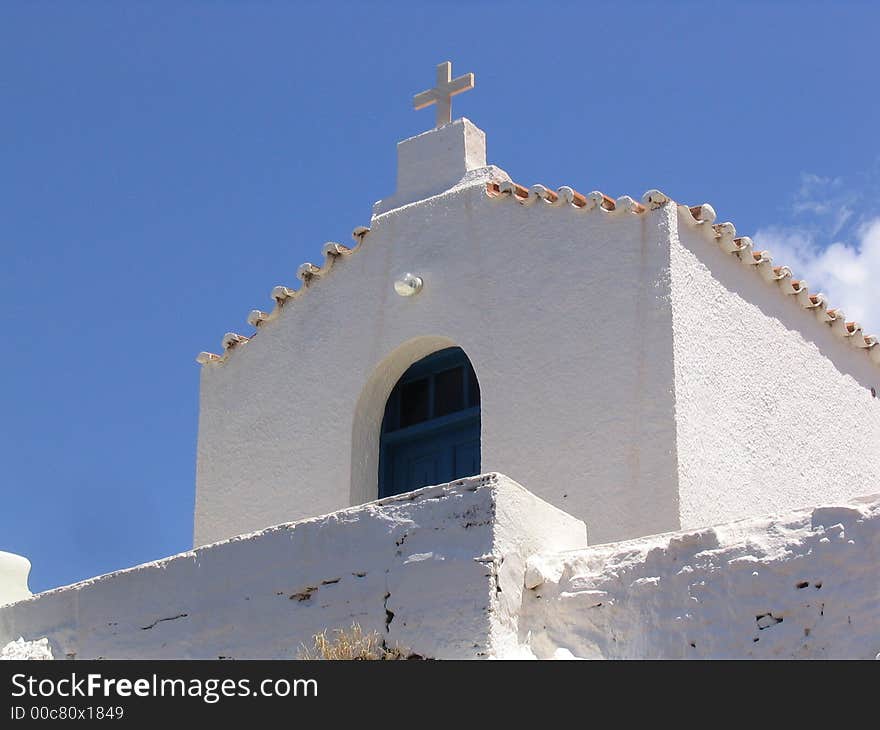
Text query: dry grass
297 623 418 660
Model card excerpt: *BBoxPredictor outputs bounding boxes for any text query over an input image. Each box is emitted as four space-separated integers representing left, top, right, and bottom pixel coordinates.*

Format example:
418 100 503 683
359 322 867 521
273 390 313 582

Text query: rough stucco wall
1 637 53 660
0 475 586 660
195 177 680 547
670 216 880 531
519 493 880 659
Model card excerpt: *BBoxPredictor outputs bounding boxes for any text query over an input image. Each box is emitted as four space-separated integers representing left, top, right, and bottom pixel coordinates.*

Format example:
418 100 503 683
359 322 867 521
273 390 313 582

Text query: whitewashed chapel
3 63 880 660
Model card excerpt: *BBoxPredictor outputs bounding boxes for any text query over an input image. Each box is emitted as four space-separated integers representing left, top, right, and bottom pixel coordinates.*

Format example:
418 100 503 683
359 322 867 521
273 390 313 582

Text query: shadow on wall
678 227 879 393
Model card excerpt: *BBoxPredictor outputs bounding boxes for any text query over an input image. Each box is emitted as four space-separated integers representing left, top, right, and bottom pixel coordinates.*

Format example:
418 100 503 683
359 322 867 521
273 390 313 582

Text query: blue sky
2 1 878 593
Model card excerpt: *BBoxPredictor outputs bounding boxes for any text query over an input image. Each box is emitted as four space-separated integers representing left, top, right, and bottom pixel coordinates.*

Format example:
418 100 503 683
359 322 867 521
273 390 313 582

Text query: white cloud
790 172 854 235
748 167 880 335
752 217 880 334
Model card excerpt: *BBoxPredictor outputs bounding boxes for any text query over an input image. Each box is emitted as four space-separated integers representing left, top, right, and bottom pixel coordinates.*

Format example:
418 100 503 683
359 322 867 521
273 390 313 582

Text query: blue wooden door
379 348 481 498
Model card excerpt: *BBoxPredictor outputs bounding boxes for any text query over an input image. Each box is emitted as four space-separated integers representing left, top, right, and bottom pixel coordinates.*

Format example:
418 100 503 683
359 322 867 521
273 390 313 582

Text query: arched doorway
378 347 481 498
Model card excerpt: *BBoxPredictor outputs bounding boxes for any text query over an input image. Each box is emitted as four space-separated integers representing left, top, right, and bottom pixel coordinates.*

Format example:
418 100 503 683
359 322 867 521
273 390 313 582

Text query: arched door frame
378 347 481 498
350 336 485 506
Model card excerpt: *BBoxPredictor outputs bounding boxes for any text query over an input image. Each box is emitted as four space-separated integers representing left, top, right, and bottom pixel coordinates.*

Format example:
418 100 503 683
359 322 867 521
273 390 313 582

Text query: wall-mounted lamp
394 272 423 297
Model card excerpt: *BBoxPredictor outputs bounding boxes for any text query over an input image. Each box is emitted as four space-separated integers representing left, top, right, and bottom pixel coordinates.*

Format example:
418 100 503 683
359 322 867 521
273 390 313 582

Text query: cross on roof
413 61 475 129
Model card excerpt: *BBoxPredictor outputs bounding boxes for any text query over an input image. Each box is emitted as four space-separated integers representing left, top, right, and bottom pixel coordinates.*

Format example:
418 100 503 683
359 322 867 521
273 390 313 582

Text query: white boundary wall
520 493 880 659
0 475 586 660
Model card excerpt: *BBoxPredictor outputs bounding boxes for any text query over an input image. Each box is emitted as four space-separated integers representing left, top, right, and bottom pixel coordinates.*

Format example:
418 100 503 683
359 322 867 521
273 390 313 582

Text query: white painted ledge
0 474 586 660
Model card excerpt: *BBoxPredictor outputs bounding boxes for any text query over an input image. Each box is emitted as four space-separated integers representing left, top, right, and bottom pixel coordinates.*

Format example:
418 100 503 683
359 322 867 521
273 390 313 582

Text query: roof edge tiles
197 181 879 373
195 226 370 366
486 181 880 370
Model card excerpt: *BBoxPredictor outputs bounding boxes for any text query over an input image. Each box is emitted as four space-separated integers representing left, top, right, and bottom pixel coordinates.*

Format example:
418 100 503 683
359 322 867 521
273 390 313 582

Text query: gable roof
196 180 880 372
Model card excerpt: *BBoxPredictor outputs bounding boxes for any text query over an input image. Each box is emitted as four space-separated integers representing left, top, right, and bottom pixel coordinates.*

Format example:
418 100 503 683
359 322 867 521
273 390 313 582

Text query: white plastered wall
519 493 880 659
669 212 880 531
194 151 681 546
0 476 588 660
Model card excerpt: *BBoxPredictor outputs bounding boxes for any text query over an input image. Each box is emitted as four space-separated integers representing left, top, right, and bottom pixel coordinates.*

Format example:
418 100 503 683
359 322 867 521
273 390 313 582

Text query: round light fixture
394 272 423 297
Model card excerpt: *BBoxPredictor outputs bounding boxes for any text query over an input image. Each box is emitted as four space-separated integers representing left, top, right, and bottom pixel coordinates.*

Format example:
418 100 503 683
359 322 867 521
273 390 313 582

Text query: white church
2 63 879 660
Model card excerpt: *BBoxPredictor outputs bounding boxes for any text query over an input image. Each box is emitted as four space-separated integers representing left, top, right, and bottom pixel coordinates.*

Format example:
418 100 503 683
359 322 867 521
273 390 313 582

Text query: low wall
0 552 31 606
520 493 880 659
0 474 586 660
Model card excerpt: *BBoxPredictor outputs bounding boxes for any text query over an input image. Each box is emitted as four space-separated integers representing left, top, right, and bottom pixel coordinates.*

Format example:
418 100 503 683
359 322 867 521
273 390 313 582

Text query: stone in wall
0 637 53 660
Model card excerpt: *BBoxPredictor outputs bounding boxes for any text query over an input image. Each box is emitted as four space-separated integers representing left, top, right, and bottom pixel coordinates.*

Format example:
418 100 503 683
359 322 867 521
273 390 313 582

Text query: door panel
453 438 480 478
396 449 441 495
388 419 480 497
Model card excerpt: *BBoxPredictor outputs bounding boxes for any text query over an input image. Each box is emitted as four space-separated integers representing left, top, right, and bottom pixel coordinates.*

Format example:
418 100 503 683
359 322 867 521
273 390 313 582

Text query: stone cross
413 61 475 128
